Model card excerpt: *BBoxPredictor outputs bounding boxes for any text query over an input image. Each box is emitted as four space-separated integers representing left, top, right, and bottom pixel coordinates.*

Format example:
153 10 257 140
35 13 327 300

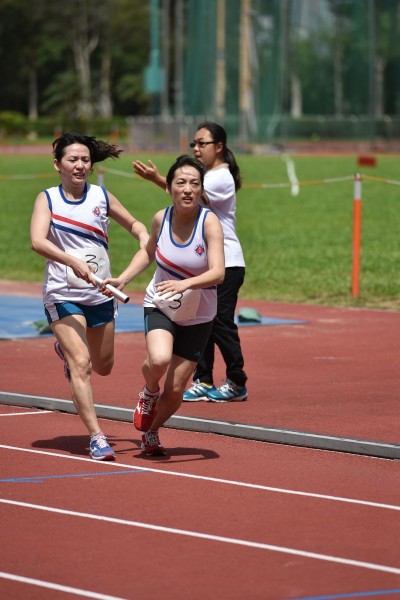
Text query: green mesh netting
179 0 400 144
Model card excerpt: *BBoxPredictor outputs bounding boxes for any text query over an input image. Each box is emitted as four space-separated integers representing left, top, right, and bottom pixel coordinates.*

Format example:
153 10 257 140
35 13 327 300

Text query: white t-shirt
204 167 245 268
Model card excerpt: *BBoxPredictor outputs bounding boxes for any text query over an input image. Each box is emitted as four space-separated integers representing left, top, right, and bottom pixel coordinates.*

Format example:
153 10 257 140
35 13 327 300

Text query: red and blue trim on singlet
155 247 196 280
45 184 109 249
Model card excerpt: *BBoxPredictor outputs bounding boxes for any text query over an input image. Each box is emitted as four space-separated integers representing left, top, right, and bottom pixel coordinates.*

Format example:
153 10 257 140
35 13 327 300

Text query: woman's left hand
156 280 189 296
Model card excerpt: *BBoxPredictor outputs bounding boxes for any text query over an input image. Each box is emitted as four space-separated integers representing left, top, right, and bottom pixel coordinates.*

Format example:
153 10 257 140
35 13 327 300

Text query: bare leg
150 355 195 430
87 319 115 376
139 328 195 453
142 328 174 393
52 315 104 436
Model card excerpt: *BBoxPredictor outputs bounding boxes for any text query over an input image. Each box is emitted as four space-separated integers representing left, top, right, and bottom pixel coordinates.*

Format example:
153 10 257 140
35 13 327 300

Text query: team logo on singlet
194 244 205 257
92 206 101 216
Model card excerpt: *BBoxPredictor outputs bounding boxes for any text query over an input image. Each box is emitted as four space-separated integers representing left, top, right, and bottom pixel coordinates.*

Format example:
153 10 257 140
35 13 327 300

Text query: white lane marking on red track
0 411 52 416
1 444 399 512
0 571 127 600
1 498 400 575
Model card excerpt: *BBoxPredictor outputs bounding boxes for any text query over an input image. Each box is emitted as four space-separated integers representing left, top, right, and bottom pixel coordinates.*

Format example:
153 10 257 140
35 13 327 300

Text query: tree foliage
0 0 150 123
1 0 399 142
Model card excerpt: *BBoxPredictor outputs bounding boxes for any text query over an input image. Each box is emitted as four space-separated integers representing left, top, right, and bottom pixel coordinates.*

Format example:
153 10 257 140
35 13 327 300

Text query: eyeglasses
189 141 216 149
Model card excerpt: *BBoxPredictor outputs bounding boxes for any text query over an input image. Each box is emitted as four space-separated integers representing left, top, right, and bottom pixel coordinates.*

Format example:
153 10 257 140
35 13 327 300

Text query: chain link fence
126 114 400 154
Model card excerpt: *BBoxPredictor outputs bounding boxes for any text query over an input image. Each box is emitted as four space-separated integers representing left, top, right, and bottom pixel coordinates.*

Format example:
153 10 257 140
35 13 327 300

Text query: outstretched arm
101 210 163 293
108 191 149 248
133 159 167 190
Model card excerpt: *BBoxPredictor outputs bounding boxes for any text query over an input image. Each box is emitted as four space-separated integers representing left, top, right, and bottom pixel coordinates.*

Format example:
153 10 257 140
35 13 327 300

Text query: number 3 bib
152 288 201 322
66 246 111 288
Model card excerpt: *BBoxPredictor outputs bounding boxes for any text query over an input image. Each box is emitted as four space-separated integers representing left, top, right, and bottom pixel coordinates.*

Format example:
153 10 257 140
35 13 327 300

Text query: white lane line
281 153 300 196
0 444 399 512
0 411 52 417
1 498 399 576
1 444 399 510
0 571 126 600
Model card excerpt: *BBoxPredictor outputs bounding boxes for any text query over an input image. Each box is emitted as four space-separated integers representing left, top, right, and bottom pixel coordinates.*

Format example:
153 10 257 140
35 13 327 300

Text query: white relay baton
92 273 130 304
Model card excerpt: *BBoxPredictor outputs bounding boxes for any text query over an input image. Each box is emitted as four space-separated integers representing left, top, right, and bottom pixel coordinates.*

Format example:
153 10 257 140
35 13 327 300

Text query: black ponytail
196 121 241 191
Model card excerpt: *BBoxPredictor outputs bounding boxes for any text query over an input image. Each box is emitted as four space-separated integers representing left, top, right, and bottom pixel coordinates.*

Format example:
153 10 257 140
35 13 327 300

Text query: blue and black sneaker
183 380 215 402
208 379 248 402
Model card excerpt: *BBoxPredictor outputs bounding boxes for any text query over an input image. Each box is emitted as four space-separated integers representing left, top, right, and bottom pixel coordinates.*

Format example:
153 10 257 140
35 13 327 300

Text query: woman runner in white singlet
30 132 149 461
102 155 225 456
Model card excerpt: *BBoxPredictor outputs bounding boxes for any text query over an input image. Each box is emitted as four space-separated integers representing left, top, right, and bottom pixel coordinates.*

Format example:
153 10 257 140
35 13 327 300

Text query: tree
0 0 48 119
327 0 352 116
0 0 150 123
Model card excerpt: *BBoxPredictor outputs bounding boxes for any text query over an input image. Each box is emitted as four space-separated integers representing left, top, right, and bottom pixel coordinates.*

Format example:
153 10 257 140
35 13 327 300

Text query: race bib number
66 246 111 289
153 288 201 322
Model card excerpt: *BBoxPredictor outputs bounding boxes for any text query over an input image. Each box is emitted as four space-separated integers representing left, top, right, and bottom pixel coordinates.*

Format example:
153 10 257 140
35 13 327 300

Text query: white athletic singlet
144 205 217 326
42 183 114 306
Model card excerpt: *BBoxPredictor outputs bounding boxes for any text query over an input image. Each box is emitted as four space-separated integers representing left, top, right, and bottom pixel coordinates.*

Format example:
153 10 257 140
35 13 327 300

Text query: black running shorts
144 307 213 363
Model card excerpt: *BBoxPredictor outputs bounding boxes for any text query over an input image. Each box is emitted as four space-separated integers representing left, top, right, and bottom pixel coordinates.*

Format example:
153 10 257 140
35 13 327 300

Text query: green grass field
1 150 399 309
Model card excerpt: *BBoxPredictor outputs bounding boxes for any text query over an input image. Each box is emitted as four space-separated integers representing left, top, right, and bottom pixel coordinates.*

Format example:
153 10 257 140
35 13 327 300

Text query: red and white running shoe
133 386 159 431
141 430 167 456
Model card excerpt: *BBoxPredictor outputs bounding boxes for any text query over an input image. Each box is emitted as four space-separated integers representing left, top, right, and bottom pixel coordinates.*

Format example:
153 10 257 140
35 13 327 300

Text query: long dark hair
196 121 241 191
52 132 122 165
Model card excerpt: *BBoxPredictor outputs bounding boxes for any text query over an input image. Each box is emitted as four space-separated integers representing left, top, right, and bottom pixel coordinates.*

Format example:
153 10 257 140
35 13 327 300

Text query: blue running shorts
45 299 115 328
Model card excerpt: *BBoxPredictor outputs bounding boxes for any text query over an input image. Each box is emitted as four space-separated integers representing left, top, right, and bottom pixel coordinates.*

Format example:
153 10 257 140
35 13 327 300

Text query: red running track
1 280 400 598
0 280 398 446
1 404 400 600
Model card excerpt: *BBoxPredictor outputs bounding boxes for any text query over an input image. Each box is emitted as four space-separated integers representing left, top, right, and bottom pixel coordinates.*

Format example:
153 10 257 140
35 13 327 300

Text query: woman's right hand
132 159 159 182
70 259 96 285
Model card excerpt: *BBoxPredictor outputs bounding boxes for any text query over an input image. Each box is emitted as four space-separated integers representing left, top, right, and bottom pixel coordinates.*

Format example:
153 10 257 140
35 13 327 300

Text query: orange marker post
351 173 362 297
